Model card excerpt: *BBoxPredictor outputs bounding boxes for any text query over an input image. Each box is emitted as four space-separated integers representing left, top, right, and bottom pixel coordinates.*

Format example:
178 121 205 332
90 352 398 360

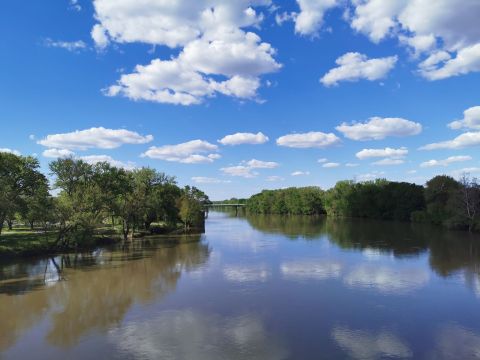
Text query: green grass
0 229 58 257
0 221 193 258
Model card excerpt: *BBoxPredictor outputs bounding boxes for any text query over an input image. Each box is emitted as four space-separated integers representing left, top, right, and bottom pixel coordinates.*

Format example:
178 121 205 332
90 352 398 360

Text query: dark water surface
2 212 480 359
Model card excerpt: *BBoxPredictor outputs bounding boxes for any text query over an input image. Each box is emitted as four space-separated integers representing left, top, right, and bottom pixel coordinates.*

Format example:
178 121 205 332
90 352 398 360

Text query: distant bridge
204 203 246 216
206 203 246 207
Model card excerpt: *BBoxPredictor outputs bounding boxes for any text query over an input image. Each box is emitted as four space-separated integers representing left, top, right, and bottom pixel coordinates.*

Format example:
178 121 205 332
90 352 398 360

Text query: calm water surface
2 211 480 359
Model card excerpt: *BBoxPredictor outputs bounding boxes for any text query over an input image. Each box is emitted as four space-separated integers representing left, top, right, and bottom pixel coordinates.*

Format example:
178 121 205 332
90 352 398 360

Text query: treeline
247 187 325 215
0 152 208 247
324 179 424 221
245 175 480 232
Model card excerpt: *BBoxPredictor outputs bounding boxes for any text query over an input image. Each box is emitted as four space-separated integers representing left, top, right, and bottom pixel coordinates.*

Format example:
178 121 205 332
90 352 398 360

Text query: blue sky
1 0 480 199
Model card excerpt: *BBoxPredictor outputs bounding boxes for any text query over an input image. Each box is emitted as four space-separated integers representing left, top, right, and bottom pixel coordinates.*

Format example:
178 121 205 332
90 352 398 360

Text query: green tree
424 175 460 225
49 158 106 246
451 175 480 232
0 153 46 236
324 181 355 217
178 186 207 231
22 180 54 230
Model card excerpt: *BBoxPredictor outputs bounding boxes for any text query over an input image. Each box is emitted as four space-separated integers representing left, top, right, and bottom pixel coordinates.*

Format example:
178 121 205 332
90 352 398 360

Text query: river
1 211 480 359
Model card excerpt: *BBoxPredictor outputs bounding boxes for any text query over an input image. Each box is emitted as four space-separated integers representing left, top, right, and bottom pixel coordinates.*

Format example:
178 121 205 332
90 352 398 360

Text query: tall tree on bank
0 153 47 235
454 175 480 232
424 175 460 225
179 186 208 231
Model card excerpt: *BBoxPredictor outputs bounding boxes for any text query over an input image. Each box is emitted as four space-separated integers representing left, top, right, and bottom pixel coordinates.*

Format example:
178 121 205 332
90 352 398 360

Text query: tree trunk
30 221 34 230
0 212 6 236
122 219 130 243
7 220 13 231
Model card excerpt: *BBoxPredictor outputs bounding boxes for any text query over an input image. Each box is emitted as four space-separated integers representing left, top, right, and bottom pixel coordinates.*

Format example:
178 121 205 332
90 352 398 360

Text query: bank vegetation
0 152 208 256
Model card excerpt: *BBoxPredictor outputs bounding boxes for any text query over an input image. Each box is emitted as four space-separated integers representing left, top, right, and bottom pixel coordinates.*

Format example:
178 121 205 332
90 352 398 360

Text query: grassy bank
0 229 60 257
0 224 204 259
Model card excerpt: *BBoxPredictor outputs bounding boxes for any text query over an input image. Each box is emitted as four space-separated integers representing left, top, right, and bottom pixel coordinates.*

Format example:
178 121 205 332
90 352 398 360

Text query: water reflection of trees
246 214 480 279
323 218 430 257
0 237 210 351
246 214 326 239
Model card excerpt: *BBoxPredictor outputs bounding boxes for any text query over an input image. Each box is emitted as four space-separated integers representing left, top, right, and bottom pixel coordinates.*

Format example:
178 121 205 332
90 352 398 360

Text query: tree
0 153 46 236
425 175 460 225
324 181 355 217
49 158 107 246
246 187 325 215
453 175 480 232
22 180 54 230
178 186 207 231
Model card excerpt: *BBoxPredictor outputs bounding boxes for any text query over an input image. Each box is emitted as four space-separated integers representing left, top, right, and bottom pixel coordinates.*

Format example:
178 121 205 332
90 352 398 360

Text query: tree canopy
1 155 208 247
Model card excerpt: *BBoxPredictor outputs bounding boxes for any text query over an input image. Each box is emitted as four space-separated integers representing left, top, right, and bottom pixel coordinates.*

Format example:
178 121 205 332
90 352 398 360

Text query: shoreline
0 227 205 260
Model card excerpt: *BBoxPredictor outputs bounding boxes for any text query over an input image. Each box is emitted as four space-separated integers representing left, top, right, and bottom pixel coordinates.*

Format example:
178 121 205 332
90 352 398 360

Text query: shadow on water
0 235 210 351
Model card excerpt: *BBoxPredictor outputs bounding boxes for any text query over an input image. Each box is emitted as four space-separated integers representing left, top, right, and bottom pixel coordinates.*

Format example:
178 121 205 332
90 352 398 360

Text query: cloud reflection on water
332 326 412 359
223 264 270 283
281 260 343 281
344 265 430 294
109 310 288 360
430 324 480 359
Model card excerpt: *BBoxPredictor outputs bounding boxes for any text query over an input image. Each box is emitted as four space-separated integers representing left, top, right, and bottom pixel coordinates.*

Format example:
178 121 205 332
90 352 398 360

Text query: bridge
206 203 246 207
204 203 246 216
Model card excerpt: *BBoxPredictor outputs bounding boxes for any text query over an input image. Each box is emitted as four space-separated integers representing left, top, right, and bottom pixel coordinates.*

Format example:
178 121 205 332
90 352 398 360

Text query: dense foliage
324 179 425 221
246 176 480 232
246 187 325 215
0 152 49 234
0 154 208 247
414 175 480 231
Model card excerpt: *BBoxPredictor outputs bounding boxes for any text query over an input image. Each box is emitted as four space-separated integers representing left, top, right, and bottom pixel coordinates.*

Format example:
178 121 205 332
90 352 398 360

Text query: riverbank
0 225 205 259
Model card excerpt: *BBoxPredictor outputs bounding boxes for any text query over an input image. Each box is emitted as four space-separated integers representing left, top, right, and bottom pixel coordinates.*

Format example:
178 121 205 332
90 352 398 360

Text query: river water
1 211 480 359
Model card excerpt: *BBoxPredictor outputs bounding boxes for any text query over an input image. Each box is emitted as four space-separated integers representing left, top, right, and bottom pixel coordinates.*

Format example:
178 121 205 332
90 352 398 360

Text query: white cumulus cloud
142 140 219 164
356 147 408 160
42 148 75 158
419 44 480 80
95 1 281 105
448 106 480 130
349 0 480 80
244 159 279 169
218 132 269 146
221 165 258 178
291 171 310 176
294 0 339 36
0 148 21 156
336 117 422 141
221 158 278 178
372 158 405 166
276 131 340 148
38 127 153 150
322 162 340 168
320 52 397 86
192 177 231 184
80 155 136 170
420 155 472 168
356 171 385 182
420 132 480 150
